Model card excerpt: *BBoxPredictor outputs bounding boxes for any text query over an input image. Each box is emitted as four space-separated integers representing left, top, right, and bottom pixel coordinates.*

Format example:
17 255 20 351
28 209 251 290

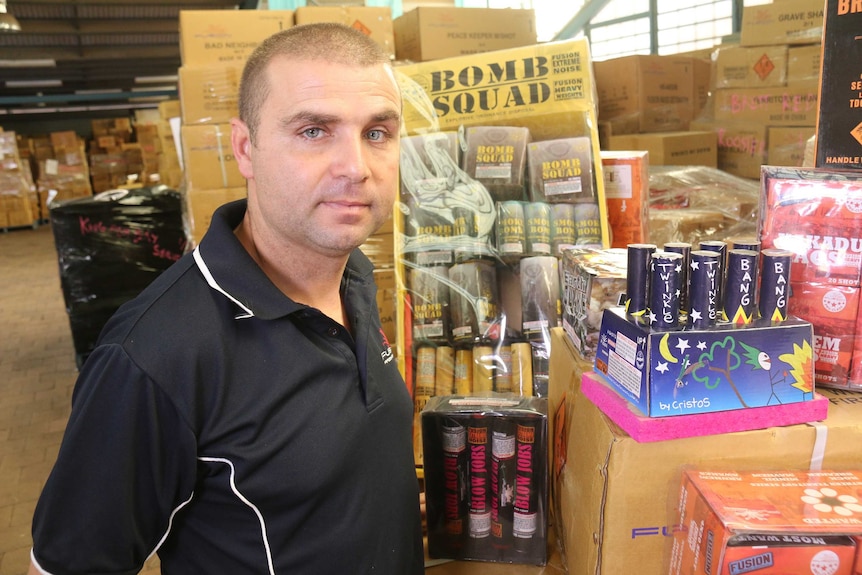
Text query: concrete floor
0 225 160 575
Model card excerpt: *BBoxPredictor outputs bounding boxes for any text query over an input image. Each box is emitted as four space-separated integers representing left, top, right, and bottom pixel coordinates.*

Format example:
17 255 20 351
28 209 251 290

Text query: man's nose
333 133 372 183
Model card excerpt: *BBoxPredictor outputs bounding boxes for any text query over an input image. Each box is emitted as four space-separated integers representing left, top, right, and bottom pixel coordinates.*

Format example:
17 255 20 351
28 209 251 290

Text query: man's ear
231 118 254 180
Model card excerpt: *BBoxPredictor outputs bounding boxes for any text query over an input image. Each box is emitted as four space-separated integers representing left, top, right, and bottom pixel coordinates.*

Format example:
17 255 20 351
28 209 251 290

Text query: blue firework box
593 307 816 417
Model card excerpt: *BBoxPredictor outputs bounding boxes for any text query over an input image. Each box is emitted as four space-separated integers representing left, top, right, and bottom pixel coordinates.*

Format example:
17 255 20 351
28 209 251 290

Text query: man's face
234 56 401 258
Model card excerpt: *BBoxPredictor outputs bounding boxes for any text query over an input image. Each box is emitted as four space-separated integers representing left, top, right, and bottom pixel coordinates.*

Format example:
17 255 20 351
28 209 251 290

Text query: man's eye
367 129 385 142
303 128 322 138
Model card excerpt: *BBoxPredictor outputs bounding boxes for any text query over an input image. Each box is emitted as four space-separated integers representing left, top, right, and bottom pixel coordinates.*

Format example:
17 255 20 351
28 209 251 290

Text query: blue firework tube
663 242 691 318
688 250 722 329
648 251 683 329
723 249 759 325
699 240 727 315
759 248 793 322
727 236 761 253
625 243 656 316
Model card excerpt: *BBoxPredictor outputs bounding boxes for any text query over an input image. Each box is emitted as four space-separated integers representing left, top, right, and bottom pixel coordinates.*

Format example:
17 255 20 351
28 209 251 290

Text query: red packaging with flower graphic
669 469 862 575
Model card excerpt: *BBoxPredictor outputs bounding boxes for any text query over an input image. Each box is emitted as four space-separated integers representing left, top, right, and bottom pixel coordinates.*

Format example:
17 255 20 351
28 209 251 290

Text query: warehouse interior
2 0 861 574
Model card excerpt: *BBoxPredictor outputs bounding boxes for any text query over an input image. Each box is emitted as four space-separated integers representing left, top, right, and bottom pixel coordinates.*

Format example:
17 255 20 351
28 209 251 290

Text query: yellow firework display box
392 39 610 390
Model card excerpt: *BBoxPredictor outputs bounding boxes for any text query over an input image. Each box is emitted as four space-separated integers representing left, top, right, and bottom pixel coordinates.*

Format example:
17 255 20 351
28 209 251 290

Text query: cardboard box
594 307 815 417
593 55 697 134
815 0 862 170
178 9 294 66
787 43 821 85
669 469 862 575
178 64 242 125
184 187 246 244
547 327 862 575
768 125 816 166
713 83 820 126
713 44 788 89
600 151 650 248
180 124 245 191
692 120 767 179
692 58 712 117
740 0 824 46
607 131 717 167
421 395 549 566
294 6 394 58
393 7 537 62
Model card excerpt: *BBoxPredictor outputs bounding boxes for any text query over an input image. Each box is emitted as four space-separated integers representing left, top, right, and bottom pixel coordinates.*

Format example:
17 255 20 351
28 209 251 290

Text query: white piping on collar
193 246 255 319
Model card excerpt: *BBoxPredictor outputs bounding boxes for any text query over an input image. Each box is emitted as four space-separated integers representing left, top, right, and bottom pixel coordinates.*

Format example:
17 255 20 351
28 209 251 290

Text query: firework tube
495 343 513 393
435 345 455 396
468 417 492 551
524 202 552 256
441 418 468 547
649 251 683 329
626 243 656 317
490 417 517 554
663 242 691 318
759 248 793 322
472 344 495 393
454 347 474 394
724 249 759 324
513 420 538 553
495 201 526 261
550 203 577 255
510 342 533 396
699 240 727 311
689 250 722 329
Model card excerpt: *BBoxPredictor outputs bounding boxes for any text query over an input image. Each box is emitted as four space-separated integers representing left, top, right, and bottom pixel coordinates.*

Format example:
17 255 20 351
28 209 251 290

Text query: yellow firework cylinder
414 346 436 465
495 344 513 393
454 347 474 395
435 345 455 396
472 345 495 393
510 342 533 396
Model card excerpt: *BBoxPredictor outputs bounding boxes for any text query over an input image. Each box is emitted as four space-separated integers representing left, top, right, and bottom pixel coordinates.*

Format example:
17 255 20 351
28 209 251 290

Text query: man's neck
234 219 349 327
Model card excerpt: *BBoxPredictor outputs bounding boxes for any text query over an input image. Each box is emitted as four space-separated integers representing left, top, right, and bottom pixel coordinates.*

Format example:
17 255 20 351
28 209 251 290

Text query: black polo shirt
32 199 424 575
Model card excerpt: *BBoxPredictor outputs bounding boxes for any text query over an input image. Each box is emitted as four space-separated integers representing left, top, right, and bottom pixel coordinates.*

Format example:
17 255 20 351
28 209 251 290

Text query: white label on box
608 351 642 398
45 158 59 176
603 164 633 199
615 330 637 364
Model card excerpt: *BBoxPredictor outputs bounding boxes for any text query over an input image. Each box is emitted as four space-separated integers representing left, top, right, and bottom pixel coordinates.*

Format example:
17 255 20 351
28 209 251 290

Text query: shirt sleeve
31 343 199 575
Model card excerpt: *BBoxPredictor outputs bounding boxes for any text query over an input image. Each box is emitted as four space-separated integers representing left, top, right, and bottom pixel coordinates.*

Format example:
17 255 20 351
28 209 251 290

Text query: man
29 23 424 574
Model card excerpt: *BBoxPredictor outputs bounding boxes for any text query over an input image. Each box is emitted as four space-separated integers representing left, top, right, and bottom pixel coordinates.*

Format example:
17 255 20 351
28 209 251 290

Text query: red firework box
789 282 861 389
852 302 862 390
420 395 548 566
668 469 862 575
760 167 862 287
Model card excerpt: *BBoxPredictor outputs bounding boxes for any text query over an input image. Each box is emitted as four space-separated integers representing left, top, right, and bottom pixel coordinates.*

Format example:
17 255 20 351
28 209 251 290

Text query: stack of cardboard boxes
594 54 716 167
0 130 39 229
34 131 93 219
693 0 823 179
177 9 294 244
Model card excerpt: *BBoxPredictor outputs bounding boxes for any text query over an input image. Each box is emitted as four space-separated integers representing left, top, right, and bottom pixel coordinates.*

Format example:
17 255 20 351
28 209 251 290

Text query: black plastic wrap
49 185 189 368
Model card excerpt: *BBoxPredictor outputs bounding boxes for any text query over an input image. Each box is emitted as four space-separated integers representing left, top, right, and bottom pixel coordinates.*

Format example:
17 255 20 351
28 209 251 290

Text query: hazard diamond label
753 54 775 80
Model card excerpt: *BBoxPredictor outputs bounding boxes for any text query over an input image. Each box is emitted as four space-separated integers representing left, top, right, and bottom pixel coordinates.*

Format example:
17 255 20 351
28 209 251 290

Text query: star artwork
691 260 700 270
690 309 702 322
656 361 669 374
675 338 690 354
697 340 707 351
648 310 657 324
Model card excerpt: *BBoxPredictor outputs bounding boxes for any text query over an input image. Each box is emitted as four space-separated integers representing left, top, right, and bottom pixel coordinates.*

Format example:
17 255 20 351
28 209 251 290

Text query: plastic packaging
49 185 189 368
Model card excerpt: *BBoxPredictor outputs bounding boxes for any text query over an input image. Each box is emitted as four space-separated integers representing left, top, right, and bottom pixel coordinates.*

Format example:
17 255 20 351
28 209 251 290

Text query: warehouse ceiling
0 0 259 118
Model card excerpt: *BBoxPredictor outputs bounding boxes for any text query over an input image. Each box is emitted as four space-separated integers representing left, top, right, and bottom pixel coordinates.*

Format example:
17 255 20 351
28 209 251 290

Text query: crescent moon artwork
659 333 678 364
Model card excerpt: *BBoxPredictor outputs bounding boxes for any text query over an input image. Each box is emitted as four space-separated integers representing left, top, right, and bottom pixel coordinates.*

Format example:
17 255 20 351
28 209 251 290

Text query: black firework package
393 39 609 417
421 395 548 565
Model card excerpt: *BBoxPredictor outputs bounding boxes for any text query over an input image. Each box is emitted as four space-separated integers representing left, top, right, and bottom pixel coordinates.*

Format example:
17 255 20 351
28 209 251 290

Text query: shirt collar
194 199 375 320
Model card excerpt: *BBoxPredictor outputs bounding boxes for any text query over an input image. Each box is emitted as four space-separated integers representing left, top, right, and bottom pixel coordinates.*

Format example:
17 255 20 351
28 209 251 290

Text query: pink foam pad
581 371 829 443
